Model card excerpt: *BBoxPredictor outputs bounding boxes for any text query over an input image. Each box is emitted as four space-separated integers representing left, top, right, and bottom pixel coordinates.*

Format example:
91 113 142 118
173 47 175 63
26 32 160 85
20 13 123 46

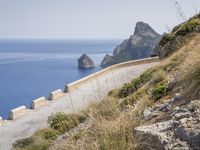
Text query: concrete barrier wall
31 97 47 109
1 57 159 121
65 57 159 92
0 116 2 126
48 89 64 100
9 106 26 120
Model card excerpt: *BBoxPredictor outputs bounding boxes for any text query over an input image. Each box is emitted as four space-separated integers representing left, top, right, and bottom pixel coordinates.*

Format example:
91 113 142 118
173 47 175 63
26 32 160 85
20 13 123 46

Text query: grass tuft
151 82 167 101
47 112 86 133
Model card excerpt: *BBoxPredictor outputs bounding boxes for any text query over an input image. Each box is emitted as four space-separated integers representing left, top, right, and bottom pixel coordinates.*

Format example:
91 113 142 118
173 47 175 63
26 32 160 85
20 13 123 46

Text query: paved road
0 62 158 150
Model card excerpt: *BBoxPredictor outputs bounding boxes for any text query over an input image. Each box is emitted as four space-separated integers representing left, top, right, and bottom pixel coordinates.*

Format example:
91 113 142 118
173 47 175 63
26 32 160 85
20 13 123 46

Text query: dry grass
157 34 200 103
176 35 200 102
49 92 154 150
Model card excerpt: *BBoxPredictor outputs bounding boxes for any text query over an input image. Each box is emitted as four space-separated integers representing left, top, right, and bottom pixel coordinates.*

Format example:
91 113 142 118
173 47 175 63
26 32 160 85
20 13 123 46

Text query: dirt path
0 62 158 150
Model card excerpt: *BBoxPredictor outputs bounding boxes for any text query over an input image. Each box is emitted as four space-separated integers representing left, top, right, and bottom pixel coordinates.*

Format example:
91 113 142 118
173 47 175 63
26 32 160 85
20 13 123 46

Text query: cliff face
78 54 95 69
101 22 161 67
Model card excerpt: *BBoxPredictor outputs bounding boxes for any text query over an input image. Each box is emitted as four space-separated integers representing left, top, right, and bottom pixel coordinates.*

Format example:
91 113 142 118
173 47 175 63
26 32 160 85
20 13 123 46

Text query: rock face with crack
134 100 200 150
78 54 95 69
101 22 161 67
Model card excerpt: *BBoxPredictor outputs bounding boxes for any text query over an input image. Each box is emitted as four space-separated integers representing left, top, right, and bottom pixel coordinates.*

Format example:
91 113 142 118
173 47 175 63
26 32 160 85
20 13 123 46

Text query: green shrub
119 68 156 98
120 86 147 108
172 24 183 33
47 113 86 133
13 138 34 148
43 128 59 140
119 83 135 97
160 33 174 45
175 19 200 36
152 82 167 100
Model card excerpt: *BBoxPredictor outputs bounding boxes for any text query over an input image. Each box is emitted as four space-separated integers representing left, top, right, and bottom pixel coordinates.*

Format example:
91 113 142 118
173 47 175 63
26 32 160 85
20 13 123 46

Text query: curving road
0 60 158 150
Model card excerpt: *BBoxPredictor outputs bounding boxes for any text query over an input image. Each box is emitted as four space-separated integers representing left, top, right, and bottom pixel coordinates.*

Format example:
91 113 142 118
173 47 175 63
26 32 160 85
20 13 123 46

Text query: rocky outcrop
101 54 112 67
78 54 95 69
152 18 200 59
134 100 200 150
101 22 161 67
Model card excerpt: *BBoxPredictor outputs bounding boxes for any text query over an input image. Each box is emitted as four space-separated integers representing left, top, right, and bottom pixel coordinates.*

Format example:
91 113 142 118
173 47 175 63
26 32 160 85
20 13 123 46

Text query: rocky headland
101 21 161 67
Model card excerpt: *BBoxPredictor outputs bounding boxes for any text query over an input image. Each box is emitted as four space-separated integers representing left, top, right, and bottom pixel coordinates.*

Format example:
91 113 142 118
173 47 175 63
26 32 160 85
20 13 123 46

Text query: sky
0 0 200 40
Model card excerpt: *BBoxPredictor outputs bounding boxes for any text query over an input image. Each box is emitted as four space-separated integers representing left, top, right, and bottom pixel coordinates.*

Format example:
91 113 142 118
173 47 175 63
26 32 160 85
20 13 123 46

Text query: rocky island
78 53 95 69
101 21 161 67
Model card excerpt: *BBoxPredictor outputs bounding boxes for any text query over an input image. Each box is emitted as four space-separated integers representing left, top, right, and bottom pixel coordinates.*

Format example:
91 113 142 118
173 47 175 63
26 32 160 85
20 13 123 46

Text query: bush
160 33 174 45
119 68 156 98
47 113 86 133
119 83 134 97
43 128 59 140
152 82 167 100
120 86 147 108
175 19 200 36
172 24 183 33
13 138 34 148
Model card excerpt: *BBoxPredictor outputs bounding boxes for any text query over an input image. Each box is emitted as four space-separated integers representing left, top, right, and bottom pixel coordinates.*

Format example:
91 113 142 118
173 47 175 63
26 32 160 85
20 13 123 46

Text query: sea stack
78 53 95 69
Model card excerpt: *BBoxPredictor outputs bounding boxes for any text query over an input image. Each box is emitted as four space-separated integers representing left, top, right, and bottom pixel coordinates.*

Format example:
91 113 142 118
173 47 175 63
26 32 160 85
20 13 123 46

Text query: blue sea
0 39 120 118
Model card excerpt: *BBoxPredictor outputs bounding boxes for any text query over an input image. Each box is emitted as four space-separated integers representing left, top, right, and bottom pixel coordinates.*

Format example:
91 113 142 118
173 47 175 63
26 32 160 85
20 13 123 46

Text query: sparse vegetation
13 138 34 149
176 37 200 102
160 33 174 45
174 19 200 36
47 112 86 133
151 82 167 100
42 128 59 140
13 129 55 150
119 68 156 97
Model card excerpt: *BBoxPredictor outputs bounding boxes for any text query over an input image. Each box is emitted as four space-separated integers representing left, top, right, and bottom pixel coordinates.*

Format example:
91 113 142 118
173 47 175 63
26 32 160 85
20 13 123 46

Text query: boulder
172 93 182 104
78 54 95 69
142 107 159 119
167 78 176 91
134 120 178 150
159 103 172 112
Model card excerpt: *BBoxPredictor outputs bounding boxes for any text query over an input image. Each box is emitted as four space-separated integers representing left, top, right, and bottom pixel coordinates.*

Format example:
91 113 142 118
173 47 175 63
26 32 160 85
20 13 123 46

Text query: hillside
13 13 200 150
101 22 161 67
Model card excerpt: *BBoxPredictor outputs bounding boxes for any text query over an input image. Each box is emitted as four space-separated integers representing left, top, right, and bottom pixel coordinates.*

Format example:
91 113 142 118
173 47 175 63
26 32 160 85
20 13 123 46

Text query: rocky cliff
101 22 161 67
152 15 200 58
78 54 95 69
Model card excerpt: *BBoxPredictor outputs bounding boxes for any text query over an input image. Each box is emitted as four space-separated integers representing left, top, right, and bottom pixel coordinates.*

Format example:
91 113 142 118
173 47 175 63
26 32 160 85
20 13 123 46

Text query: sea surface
0 39 120 118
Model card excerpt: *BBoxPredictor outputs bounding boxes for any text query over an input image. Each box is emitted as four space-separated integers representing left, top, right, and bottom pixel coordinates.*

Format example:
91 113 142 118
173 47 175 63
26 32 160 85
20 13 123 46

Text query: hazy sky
0 0 200 39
